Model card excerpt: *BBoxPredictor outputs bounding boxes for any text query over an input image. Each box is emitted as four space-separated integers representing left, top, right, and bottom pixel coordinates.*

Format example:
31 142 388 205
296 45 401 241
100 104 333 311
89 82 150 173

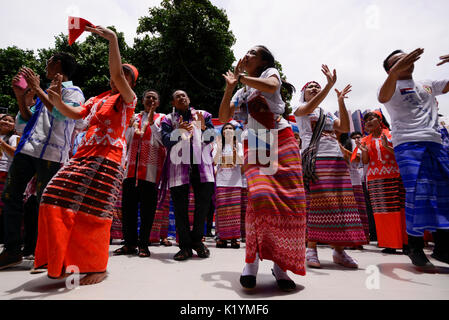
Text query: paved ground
0 239 448 301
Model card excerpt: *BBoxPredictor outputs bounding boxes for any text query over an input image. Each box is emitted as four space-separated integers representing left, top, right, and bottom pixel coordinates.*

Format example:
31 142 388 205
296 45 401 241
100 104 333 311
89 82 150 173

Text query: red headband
301 81 321 92
123 64 139 83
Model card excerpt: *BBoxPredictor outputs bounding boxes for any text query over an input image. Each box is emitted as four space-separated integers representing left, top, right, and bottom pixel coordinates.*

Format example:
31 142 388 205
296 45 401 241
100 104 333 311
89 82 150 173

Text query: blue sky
2 0 449 123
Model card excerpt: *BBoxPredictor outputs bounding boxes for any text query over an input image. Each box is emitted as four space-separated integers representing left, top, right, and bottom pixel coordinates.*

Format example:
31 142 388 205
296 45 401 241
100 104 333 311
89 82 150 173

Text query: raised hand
11 74 27 96
380 133 390 148
322 64 337 87
335 84 352 101
178 116 193 133
46 73 63 106
390 48 424 75
356 140 368 152
20 67 41 91
85 25 116 41
437 54 449 66
193 112 206 130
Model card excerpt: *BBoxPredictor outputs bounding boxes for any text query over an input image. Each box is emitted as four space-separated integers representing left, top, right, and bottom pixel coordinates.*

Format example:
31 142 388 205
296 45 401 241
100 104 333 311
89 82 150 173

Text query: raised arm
378 48 424 103
46 74 83 120
294 65 336 117
12 74 33 121
219 59 242 123
437 54 449 94
333 84 352 133
20 67 55 113
85 26 135 104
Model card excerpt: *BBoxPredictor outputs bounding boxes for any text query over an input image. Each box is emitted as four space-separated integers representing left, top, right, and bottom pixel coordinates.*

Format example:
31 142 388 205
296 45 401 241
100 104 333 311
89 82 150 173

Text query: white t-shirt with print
212 142 244 187
231 68 290 132
0 134 20 171
294 107 342 157
381 79 448 146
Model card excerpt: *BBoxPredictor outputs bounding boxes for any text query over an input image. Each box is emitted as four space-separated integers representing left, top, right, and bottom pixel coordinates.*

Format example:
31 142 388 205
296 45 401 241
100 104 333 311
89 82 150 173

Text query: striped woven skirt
244 127 307 275
150 190 170 243
110 190 123 240
367 177 407 248
352 184 370 241
215 187 241 240
34 156 123 278
240 188 248 239
394 142 449 236
306 157 368 246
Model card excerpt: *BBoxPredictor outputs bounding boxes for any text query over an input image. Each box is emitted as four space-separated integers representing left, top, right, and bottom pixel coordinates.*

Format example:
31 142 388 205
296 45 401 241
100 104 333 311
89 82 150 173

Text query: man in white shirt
378 49 449 268
0 53 85 270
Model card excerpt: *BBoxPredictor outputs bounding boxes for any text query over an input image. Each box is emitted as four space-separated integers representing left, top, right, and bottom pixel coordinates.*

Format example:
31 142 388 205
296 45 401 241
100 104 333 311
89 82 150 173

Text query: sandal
230 239 240 249
216 239 228 248
160 238 173 247
113 246 137 256
138 246 151 258
306 248 321 268
332 250 358 269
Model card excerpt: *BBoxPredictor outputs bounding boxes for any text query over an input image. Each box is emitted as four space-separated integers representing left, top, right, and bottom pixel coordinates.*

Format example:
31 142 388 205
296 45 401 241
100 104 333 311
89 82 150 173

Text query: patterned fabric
76 91 137 166
352 185 370 241
215 187 241 240
244 128 307 276
306 157 368 246
352 129 401 181
34 156 123 277
110 190 123 240
394 142 449 236
368 178 408 248
126 112 166 184
149 189 171 242
16 81 85 163
160 108 215 188
240 188 248 239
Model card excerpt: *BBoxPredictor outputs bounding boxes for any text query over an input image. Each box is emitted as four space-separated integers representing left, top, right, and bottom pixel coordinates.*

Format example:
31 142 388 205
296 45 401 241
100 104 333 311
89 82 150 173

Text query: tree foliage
0 0 296 119
0 47 45 115
134 0 236 115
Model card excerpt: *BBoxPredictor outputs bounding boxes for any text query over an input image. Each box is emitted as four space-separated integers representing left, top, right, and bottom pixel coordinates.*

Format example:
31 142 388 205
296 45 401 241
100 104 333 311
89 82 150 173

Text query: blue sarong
394 142 449 236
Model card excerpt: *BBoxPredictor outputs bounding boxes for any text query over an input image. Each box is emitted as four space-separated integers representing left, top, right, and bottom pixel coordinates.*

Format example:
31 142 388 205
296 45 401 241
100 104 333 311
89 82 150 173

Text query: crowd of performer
0 25 448 291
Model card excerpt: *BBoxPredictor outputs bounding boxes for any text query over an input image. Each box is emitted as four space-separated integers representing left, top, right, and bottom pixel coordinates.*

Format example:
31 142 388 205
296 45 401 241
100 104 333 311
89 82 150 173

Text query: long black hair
255 45 296 99
221 122 237 150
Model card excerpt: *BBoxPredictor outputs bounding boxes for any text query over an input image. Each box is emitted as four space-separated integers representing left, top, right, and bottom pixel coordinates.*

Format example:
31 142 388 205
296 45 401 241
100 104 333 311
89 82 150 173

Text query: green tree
38 26 132 102
0 46 44 115
134 0 236 115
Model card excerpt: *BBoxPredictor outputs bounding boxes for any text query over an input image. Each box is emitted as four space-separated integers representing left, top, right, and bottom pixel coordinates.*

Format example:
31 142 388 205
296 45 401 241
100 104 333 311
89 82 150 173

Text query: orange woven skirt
34 156 123 278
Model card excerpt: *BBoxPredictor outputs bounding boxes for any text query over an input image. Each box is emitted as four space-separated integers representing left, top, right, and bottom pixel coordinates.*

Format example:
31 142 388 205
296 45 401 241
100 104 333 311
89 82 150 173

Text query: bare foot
80 272 107 286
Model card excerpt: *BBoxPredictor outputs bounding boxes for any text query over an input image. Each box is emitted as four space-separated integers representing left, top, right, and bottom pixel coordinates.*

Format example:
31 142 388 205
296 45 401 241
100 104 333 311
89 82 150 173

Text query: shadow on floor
4 274 74 300
377 262 449 286
201 271 305 299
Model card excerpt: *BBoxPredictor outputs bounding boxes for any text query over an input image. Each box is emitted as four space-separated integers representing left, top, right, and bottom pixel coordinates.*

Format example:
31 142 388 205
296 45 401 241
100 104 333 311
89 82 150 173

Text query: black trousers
170 167 214 250
206 195 215 234
409 229 449 254
2 153 61 254
22 195 39 256
121 177 158 248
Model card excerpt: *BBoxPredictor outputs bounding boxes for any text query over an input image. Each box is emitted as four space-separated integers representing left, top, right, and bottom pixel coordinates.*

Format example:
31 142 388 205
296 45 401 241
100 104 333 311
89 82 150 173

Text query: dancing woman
294 66 367 269
34 26 138 285
219 45 307 291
